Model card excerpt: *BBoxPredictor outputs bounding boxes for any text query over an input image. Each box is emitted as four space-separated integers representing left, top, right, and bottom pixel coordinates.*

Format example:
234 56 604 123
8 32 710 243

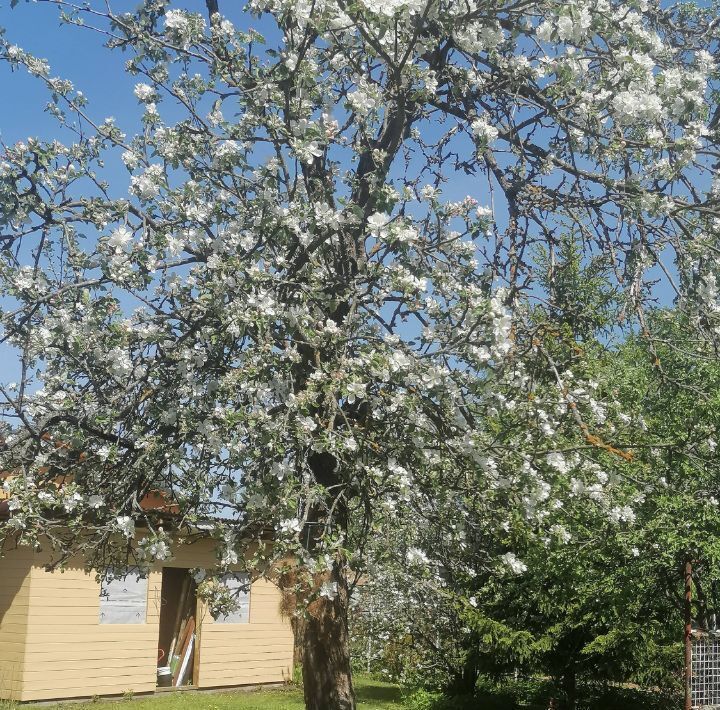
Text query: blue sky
2 2 136 143
0 1 278 146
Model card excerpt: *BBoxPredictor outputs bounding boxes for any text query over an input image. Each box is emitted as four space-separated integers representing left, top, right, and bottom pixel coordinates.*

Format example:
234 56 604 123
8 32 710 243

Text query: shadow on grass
398 678 680 710
471 685 678 710
355 681 404 703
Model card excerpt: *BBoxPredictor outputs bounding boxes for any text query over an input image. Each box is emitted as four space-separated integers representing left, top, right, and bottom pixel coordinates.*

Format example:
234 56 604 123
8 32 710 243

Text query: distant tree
351 283 720 709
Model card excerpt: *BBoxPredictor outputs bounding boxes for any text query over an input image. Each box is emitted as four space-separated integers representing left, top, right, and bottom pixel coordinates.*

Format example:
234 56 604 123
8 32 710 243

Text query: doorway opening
157 568 198 687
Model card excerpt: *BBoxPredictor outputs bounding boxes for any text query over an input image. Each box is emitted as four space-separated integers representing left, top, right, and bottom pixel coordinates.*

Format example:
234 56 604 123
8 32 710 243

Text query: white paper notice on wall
99 568 148 624
215 572 250 624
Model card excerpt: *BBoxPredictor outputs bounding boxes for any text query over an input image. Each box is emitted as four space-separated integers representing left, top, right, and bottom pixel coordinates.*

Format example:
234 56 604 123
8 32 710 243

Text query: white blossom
133 83 155 102
278 518 303 535
115 515 135 539
470 115 499 145
108 226 133 249
546 452 570 474
319 580 338 599
501 552 528 575
406 547 429 566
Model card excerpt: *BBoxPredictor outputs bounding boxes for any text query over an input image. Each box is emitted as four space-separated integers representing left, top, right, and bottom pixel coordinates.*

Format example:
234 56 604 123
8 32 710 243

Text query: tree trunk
299 567 356 710
559 666 577 710
447 647 480 696
292 613 305 669
293 450 356 710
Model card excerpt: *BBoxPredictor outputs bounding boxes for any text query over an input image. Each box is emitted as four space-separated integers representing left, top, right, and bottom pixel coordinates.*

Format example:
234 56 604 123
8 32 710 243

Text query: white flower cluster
470 115 499 146
501 552 528 575
536 6 593 44
130 164 164 200
609 505 636 525
139 531 172 561
453 22 504 53
133 83 155 102
612 89 664 125
359 0 426 16
115 515 135 539
163 10 205 49
347 81 380 117
406 547 430 566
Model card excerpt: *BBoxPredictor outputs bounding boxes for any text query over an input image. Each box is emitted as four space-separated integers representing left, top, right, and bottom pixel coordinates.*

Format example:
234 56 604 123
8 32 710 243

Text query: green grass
0 676 403 710
0 676 677 710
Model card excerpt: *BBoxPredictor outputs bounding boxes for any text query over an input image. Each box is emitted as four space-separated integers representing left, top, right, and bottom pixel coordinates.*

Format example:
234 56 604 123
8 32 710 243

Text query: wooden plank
0 604 32 616
200 672 292 685
23 662 151 673
24 627 160 637
25 627 159 638
23 637 158 651
167 574 191 663
20 678 156 697
0 646 24 659
0 562 35 571
0 664 23 702
201 639 294 649
24 608 106 619
23 648 157 662
21 682 156 693
0 624 28 637
201 650 294 661
22 660 155 673
0 598 30 619
26 587 99 599
0 598 32 610
200 656 293 674
200 637 294 648
202 650 294 661
198 671 291 687
198 639 293 649
201 663 294 676
25 625 159 636
29 573 106 585
203 621 290 630
20 670 156 687
172 618 195 686
199 647 295 659
193 599 204 687
201 661 292 672
174 633 195 687
30 566 95 577
200 624 293 643
23 666 155 680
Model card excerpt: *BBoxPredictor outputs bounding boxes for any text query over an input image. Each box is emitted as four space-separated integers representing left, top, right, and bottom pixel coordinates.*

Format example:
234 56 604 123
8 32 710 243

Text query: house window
214 572 250 624
99 568 148 624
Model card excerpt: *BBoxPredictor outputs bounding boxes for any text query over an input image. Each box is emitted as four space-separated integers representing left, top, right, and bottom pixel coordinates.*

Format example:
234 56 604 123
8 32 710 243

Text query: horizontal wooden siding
0 544 33 701
7 538 293 701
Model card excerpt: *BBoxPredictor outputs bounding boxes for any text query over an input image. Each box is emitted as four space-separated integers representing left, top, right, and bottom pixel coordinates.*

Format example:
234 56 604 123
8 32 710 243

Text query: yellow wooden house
0 535 294 702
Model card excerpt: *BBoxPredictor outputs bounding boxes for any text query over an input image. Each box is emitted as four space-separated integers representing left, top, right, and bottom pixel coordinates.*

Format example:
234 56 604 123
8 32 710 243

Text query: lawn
0 677 404 710
0 676 678 710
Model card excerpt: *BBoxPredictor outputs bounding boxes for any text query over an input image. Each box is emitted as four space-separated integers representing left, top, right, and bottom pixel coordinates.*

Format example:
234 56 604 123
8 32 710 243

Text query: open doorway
157 568 198 687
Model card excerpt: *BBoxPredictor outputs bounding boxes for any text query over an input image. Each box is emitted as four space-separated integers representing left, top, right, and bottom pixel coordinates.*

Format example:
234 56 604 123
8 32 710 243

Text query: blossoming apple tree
1 0 720 707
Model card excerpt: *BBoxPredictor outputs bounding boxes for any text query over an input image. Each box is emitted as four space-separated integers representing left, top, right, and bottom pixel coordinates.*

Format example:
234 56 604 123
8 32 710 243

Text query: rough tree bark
298 568 356 710
294 448 357 710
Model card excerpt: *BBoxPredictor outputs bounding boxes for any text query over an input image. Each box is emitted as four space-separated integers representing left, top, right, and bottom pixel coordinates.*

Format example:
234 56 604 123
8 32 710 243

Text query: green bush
402 688 483 710
402 675 680 710
402 688 440 710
